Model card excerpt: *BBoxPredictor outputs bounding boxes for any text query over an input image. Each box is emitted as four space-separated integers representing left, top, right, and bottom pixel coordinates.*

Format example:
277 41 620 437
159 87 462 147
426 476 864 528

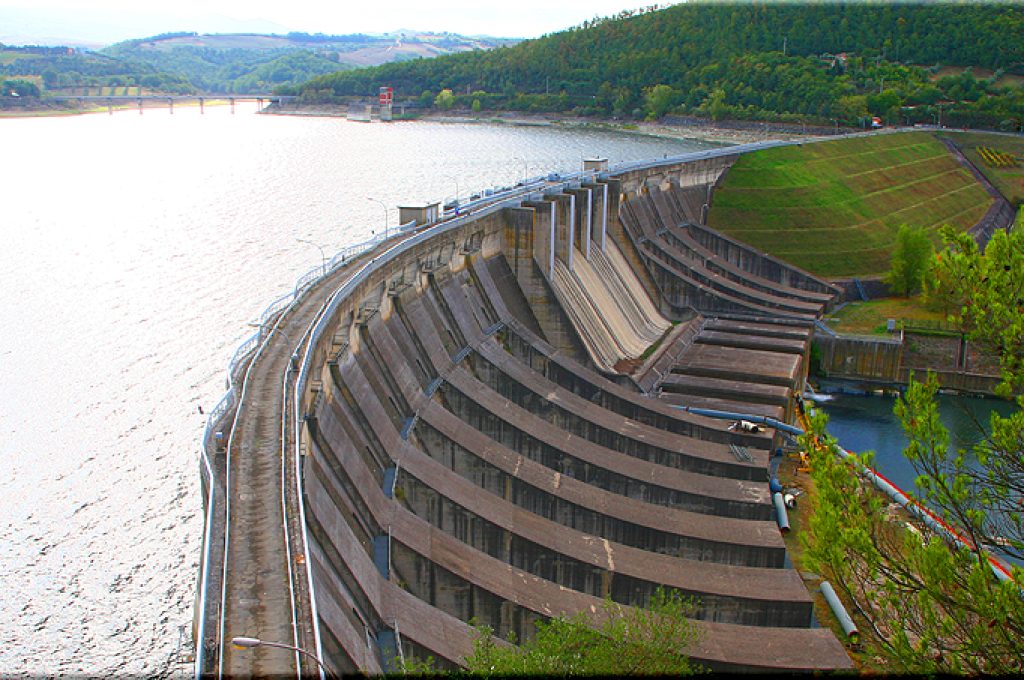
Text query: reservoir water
820 390 1018 498
0 103 716 676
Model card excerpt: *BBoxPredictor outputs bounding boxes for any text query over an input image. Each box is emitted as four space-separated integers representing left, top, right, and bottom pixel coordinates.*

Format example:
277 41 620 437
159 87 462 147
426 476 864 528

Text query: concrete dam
197 146 855 675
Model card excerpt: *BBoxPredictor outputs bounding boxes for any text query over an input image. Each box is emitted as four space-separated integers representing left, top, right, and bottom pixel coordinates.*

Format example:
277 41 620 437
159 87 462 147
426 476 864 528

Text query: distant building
398 201 441 228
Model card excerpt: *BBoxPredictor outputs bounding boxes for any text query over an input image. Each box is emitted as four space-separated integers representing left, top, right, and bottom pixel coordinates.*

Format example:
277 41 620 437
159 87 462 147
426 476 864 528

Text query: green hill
101 31 516 94
0 30 516 98
707 132 993 277
0 43 195 94
295 2 1024 128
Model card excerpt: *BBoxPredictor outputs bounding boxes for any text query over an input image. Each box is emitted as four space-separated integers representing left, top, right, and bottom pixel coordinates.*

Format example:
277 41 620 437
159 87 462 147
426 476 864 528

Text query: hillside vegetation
100 31 514 94
0 30 515 98
707 133 992 277
1 43 195 94
294 2 1024 129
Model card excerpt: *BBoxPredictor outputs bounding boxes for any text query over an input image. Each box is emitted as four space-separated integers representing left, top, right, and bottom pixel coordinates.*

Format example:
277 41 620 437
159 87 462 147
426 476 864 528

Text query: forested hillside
101 31 515 94
1 30 516 99
294 2 1024 129
1 43 195 95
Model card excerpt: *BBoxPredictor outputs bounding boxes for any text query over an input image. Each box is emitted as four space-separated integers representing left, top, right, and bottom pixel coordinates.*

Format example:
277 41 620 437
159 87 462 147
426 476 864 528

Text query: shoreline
2 98 825 145
261 104 812 145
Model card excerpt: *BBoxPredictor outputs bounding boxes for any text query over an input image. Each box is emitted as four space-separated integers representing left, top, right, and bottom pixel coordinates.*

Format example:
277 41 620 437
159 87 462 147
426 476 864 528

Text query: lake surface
820 390 1018 494
0 103 715 676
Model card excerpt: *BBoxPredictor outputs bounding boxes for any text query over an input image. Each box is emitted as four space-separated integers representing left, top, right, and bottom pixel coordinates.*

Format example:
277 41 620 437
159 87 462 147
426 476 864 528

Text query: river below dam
819 389 1018 507
0 103 720 676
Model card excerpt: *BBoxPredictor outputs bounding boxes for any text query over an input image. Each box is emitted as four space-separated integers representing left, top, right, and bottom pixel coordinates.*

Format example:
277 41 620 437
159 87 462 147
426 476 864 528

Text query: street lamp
296 237 327 276
443 174 459 214
512 155 528 183
231 636 330 676
367 197 389 239
246 323 299 367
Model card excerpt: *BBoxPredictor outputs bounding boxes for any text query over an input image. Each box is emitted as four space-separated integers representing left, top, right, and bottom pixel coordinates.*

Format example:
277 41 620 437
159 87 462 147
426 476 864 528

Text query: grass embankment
825 297 946 335
707 132 993 278
940 130 1024 206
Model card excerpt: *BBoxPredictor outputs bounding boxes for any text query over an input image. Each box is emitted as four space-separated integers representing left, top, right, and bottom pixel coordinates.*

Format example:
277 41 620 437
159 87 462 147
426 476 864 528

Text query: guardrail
200 128 901 676
193 226 408 679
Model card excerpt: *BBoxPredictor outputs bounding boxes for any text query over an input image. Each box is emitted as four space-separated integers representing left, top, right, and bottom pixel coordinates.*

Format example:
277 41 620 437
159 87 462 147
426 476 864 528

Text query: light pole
512 155 528 183
443 174 459 214
231 636 330 677
246 323 299 367
367 197 389 239
296 237 327 276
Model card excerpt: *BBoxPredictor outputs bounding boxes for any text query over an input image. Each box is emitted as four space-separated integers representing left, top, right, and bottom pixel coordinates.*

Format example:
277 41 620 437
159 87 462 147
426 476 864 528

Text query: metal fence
193 226 408 679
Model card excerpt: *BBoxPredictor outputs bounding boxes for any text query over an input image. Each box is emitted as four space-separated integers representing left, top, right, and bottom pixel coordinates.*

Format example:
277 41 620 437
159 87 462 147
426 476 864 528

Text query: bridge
42 94 296 114
193 136 874 677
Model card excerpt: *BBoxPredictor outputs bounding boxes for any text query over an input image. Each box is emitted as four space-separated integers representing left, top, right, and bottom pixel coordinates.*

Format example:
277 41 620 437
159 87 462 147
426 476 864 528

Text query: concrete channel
197 142 866 675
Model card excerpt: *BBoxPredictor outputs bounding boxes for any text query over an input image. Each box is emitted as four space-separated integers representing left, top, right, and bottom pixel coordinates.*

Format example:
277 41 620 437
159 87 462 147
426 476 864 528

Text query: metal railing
193 226 406 680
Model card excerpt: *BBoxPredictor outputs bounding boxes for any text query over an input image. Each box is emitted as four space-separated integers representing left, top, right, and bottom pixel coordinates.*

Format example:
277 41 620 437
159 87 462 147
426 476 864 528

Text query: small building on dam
198 146 856 675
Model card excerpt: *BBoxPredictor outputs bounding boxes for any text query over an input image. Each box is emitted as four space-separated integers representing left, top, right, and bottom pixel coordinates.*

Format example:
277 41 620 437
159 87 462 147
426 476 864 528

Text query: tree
463 589 703 676
472 98 482 112
704 88 731 121
803 214 1024 674
643 83 676 119
434 88 455 110
922 241 966 320
2 79 40 97
832 94 869 125
887 223 934 296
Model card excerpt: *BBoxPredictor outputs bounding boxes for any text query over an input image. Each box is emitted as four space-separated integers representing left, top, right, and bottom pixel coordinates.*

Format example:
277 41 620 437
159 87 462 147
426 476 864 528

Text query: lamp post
443 174 459 214
231 636 330 677
295 237 327 276
246 323 299 368
367 197 389 239
512 155 528 183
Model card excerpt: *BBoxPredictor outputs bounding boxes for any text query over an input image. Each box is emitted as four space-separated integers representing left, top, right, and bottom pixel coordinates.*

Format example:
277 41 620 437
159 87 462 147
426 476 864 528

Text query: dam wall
198 138 884 677
285 154 850 674
202 131 1024 676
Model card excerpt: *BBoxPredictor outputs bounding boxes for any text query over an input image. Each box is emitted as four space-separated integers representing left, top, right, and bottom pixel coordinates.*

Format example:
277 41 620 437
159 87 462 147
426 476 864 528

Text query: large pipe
668 404 1015 583
673 405 804 436
773 492 791 532
820 581 859 642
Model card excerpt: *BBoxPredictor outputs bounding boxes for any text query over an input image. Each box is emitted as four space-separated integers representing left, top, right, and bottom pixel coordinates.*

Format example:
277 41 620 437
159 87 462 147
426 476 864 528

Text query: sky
0 0 675 45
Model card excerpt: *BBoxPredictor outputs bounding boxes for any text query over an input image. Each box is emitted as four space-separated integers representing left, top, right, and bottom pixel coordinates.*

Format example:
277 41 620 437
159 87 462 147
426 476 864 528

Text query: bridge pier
230 97 235 114
168 97 173 114
138 98 143 115
107 98 113 115
199 96 204 114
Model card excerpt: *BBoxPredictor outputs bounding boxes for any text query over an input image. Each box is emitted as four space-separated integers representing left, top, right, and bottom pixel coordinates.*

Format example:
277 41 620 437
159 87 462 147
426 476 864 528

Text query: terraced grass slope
940 130 1024 206
707 132 993 277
